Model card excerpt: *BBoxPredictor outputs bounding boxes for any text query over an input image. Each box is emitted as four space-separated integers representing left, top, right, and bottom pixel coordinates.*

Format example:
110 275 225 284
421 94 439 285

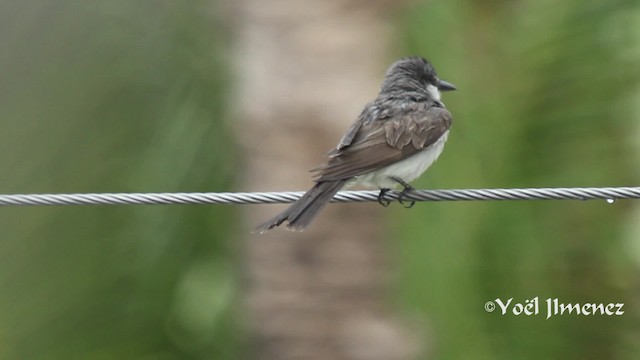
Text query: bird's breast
351 130 449 189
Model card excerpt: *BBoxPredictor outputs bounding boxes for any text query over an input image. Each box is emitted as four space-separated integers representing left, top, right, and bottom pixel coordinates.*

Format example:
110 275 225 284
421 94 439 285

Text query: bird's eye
424 74 436 84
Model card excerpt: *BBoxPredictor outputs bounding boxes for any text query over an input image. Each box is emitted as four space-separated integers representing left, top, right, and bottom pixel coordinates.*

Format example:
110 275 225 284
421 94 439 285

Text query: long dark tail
254 180 347 233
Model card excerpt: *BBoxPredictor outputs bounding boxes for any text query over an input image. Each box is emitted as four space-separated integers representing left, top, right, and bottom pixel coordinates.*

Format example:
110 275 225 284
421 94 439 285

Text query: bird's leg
377 188 391 207
390 177 415 208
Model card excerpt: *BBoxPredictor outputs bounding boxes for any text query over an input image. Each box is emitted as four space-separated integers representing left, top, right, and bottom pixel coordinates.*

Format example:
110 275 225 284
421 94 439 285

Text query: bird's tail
254 180 347 233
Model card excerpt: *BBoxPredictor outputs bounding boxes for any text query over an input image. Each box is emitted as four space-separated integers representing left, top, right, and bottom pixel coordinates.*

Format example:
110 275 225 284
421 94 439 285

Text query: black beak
437 79 456 91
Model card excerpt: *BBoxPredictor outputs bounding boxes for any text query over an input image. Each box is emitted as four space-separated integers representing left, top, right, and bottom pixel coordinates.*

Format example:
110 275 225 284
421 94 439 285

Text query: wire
0 186 638 206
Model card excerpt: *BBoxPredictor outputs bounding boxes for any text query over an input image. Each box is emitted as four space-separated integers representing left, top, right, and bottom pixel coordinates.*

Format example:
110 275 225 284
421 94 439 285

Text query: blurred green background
0 0 639 359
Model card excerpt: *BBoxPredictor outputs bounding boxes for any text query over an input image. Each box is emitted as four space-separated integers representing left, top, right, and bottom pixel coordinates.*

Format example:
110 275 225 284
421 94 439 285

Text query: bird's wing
312 105 452 182
329 119 363 157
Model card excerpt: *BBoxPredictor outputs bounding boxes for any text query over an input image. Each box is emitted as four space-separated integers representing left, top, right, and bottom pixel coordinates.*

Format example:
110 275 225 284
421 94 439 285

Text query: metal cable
0 187 638 206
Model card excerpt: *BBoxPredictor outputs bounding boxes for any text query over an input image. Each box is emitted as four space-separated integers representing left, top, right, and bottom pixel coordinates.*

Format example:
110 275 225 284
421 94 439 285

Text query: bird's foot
399 188 416 208
377 188 391 207
391 177 416 208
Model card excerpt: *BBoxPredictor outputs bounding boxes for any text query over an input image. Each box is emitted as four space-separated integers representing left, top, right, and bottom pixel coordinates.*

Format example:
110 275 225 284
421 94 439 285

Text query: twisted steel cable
0 187 638 206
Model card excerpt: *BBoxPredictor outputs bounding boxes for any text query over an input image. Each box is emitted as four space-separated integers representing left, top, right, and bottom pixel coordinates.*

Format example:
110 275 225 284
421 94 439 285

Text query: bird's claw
398 189 415 208
391 177 415 208
377 188 391 207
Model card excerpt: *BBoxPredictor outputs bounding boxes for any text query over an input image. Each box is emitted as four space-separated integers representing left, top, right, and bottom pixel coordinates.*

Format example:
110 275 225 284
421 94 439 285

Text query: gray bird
255 56 456 233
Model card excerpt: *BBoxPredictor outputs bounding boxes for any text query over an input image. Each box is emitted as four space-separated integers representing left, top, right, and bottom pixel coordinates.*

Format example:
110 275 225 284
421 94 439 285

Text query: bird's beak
437 79 456 91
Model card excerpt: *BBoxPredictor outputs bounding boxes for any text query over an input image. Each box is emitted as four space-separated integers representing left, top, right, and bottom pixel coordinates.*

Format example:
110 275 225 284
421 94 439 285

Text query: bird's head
380 56 456 100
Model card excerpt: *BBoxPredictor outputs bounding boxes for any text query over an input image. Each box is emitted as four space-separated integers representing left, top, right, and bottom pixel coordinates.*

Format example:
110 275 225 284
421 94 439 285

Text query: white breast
351 130 449 189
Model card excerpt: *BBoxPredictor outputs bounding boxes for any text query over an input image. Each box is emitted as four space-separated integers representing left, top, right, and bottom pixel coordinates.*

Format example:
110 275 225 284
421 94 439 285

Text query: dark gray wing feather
328 103 390 157
328 120 363 157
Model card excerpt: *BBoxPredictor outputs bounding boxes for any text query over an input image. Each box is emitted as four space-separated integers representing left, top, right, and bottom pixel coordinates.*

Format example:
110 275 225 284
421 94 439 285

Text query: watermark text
484 297 624 319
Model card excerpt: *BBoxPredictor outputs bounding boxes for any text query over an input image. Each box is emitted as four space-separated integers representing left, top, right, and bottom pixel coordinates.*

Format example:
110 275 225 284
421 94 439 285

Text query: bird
255 56 456 233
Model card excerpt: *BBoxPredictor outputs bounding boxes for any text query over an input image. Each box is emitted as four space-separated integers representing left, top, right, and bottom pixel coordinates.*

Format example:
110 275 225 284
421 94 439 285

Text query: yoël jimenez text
494 297 624 319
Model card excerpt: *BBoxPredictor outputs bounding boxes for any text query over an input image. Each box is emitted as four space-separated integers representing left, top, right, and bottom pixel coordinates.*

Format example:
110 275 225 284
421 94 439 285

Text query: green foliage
397 0 640 359
0 1 239 359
